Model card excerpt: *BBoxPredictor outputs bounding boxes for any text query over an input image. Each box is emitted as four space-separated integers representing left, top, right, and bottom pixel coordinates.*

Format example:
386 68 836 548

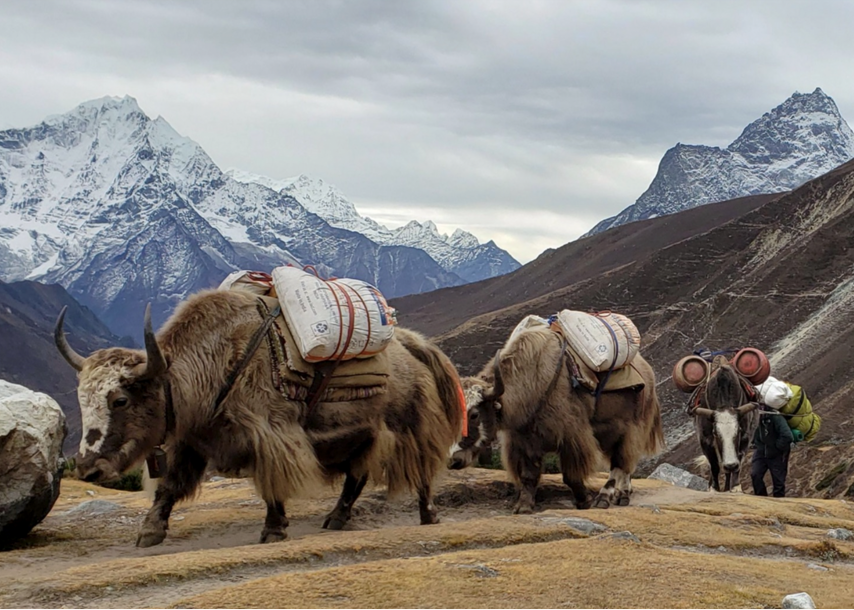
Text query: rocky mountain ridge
588 88 854 234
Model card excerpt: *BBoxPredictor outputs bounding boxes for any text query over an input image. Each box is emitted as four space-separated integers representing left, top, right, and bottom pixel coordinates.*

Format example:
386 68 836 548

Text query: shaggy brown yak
691 358 759 492
449 325 663 513
55 289 462 547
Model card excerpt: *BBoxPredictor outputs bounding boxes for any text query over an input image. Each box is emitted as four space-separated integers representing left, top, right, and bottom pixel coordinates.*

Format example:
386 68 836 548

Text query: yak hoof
136 527 167 548
322 514 348 531
616 494 631 507
592 494 611 509
513 504 534 515
260 528 287 544
420 514 440 525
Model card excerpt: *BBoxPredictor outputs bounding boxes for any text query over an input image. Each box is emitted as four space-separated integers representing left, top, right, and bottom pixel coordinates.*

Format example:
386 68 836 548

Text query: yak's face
74 349 168 482
696 363 758 473
448 378 499 469
55 305 169 483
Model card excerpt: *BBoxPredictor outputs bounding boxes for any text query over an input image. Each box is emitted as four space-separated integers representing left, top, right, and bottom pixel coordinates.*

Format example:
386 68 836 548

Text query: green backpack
779 383 821 443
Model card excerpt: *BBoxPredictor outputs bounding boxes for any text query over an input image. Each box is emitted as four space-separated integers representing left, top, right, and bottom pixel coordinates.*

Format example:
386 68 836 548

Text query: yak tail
645 385 667 457
396 329 464 441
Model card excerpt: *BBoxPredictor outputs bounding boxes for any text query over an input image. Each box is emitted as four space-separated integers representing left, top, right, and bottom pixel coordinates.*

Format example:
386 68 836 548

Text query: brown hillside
0 280 129 452
410 159 854 498
392 193 779 337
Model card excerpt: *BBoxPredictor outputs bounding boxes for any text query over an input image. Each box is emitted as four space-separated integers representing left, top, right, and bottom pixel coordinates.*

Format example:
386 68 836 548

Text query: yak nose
449 456 467 470
723 462 739 473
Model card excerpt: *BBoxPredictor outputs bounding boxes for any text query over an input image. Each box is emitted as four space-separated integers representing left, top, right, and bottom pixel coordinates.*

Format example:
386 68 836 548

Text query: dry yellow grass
3 470 854 609
173 536 854 609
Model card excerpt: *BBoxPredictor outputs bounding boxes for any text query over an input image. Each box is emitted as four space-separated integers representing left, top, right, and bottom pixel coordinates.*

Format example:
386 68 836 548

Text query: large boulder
0 380 67 546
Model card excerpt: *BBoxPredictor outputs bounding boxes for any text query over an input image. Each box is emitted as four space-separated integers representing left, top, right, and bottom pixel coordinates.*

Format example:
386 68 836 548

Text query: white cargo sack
218 270 274 295
756 376 793 410
506 315 549 349
554 310 640 372
272 266 396 362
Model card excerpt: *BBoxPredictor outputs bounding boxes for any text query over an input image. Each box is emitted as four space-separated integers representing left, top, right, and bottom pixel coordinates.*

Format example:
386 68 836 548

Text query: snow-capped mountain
587 88 854 235
0 96 462 338
227 171 521 282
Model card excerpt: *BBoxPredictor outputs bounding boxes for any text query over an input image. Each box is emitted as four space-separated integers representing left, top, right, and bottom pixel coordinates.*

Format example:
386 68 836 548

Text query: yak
690 357 759 492
55 289 462 547
449 325 663 513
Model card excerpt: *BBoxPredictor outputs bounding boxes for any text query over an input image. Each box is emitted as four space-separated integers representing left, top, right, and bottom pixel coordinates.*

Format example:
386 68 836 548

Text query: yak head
693 361 758 473
448 351 504 470
55 305 169 483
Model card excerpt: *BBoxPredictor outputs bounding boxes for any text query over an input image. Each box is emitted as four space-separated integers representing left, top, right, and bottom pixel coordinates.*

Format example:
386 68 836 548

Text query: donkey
55 289 462 546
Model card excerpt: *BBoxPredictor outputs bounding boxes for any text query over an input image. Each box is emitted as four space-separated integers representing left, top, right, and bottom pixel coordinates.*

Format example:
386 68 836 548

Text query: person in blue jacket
750 408 794 497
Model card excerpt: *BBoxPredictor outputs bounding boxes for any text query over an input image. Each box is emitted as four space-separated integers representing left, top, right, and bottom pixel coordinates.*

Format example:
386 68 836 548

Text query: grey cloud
3 0 854 262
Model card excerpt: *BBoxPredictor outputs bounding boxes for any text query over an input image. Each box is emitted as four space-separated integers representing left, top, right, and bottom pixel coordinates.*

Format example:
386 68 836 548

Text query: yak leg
560 450 594 509
723 470 735 493
704 445 721 492
507 442 542 515
260 500 289 543
322 472 368 531
418 482 440 525
593 439 635 508
137 443 207 548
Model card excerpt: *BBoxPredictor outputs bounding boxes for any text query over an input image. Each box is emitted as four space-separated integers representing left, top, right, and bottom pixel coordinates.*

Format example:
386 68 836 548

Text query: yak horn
135 304 168 381
692 407 716 418
54 306 86 371
482 349 505 400
737 402 759 415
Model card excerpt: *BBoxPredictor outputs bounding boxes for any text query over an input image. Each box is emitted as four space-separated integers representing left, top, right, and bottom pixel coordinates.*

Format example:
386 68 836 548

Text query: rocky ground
1 469 853 609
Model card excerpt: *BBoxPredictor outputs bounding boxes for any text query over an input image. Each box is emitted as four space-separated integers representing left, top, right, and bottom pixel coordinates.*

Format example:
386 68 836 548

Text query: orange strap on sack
444 362 467 437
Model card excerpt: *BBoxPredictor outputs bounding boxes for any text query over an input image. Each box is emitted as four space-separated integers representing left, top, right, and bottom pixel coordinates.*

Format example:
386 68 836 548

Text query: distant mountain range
0 96 519 339
226 170 520 283
587 88 854 234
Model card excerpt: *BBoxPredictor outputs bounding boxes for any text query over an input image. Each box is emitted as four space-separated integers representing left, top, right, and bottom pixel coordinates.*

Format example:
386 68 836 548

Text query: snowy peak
586 88 854 235
226 170 521 281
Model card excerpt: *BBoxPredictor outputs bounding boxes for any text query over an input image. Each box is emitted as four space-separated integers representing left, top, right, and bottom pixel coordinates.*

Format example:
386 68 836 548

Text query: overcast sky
3 0 854 263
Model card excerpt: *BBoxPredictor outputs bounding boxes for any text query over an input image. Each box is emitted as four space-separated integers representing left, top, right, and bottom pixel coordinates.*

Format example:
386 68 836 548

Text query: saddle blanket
257 296 390 403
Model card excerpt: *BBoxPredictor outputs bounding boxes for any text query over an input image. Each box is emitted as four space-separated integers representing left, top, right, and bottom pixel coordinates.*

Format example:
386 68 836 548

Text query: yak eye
113 397 129 408
470 410 480 422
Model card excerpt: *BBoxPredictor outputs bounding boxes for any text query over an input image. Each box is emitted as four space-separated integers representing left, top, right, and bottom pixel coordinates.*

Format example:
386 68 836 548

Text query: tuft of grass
816 461 849 491
99 467 144 492
808 540 846 562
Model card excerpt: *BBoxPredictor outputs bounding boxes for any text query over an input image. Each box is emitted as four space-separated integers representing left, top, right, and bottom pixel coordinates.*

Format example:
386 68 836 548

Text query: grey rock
648 463 709 492
826 528 853 541
538 516 607 535
601 531 640 543
65 500 122 517
0 381 67 546
782 592 816 609
453 563 500 578
806 563 828 572
209 476 227 482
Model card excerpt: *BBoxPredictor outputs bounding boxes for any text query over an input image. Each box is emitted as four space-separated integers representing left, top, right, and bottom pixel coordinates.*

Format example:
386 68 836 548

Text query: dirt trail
2 470 853 609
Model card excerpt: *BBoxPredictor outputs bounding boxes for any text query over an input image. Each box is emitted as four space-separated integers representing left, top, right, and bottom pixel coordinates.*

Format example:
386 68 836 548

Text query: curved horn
54 306 86 371
135 304 168 381
737 401 759 415
482 349 505 400
692 407 716 418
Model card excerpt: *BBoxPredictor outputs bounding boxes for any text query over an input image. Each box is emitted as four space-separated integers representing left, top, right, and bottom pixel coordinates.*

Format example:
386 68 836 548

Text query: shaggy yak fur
55 289 462 547
449 325 663 513
691 358 759 492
